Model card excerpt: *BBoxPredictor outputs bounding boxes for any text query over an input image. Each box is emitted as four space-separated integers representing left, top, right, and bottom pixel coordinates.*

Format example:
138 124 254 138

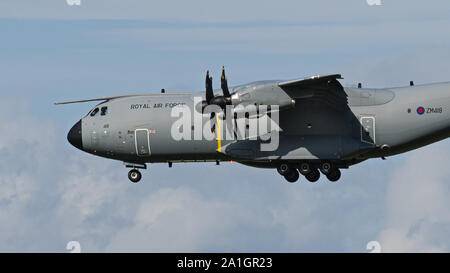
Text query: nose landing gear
128 169 142 183
124 162 147 183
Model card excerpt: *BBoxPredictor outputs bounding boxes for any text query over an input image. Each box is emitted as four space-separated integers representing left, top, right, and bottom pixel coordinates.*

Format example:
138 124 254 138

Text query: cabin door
135 129 151 156
360 116 376 145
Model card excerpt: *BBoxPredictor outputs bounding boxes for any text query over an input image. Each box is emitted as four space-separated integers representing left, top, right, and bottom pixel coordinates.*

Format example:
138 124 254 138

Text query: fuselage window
90 108 99 117
101 106 108 116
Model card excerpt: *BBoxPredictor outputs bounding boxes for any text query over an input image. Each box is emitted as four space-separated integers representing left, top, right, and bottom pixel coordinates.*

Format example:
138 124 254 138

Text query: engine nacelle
230 82 295 110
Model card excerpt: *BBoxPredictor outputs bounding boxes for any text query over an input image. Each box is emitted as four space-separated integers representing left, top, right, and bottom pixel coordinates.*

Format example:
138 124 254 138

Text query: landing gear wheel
305 169 320 183
326 169 341 182
128 169 142 183
299 162 311 175
320 162 333 175
277 163 292 176
284 170 300 183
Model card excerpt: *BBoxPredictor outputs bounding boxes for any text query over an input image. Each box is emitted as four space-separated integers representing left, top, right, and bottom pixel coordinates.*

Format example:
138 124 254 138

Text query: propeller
205 71 214 105
202 66 232 110
221 66 230 97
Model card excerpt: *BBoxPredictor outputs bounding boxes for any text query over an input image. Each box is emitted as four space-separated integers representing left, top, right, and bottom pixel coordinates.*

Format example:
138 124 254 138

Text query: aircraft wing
278 74 343 87
278 74 348 112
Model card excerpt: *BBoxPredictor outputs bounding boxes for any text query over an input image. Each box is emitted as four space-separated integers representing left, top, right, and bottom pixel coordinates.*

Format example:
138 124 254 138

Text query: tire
326 169 341 182
128 169 142 183
305 169 320 183
277 163 291 176
284 170 300 183
320 162 333 175
299 162 311 175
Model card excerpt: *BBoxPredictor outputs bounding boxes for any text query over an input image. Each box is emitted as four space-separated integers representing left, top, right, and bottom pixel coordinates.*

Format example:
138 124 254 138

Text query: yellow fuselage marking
216 115 222 152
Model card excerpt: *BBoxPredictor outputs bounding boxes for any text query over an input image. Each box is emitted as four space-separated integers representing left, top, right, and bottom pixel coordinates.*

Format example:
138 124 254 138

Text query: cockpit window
101 106 108 116
90 108 99 117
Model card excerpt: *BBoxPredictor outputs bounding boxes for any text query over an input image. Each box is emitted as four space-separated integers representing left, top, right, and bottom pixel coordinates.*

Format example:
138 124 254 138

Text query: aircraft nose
68 120 83 150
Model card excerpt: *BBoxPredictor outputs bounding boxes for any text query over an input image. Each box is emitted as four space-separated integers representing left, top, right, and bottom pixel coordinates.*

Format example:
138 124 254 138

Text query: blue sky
0 0 450 252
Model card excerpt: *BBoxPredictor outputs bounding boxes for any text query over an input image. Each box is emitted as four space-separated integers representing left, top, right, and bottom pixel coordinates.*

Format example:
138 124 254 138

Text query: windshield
90 108 99 117
101 106 108 116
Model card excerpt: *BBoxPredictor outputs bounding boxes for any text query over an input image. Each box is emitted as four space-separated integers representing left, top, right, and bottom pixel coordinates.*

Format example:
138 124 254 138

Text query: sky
0 0 450 252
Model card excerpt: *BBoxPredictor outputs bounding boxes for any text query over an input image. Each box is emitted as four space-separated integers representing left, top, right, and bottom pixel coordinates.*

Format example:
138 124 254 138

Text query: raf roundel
417 106 425 115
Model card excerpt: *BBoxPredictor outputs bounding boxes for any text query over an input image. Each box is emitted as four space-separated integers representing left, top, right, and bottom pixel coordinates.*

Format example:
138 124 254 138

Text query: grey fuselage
69 81 450 169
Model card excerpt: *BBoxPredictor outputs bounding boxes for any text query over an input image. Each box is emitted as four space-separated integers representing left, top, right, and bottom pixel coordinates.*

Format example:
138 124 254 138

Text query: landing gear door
135 129 151 156
360 116 376 145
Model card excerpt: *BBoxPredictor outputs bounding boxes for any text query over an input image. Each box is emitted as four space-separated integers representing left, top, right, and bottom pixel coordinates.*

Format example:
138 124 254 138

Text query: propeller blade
205 71 214 104
221 66 231 97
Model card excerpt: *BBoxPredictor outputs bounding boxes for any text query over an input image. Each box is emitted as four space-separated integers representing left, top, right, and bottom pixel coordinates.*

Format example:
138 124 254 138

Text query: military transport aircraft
56 67 450 183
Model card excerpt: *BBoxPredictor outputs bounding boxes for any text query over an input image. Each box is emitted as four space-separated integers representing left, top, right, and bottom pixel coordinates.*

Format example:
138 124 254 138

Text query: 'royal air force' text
130 102 186 110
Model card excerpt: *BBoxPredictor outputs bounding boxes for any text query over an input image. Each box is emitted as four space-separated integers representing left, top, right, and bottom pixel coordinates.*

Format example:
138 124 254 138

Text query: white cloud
105 187 241 252
377 143 450 252
56 158 128 237
0 99 129 251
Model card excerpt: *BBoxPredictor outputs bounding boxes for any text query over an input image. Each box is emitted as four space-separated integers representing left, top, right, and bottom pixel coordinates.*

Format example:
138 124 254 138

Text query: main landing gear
277 163 300 183
319 162 341 182
325 168 341 182
277 162 342 183
284 169 300 183
305 169 320 183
